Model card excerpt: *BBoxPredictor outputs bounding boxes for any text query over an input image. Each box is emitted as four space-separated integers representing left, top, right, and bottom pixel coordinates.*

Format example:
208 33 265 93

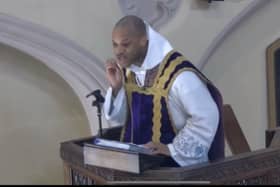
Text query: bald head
114 15 147 38
112 15 148 68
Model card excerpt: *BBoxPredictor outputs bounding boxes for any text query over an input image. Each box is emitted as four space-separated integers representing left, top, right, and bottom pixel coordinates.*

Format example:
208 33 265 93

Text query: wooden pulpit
60 105 280 185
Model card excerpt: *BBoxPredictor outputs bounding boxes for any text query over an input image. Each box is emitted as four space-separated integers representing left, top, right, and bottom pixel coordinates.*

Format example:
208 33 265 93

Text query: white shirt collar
129 22 173 73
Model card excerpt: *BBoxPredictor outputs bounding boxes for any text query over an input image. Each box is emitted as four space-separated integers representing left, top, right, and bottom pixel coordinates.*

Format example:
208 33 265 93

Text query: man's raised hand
105 59 123 96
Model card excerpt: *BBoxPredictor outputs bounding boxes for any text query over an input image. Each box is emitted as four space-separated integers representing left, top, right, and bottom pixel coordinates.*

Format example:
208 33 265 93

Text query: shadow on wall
0 44 91 184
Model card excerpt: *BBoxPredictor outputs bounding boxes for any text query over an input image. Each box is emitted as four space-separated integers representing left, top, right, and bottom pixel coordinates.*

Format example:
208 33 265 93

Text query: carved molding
198 0 267 70
118 0 267 71
0 13 107 134
71 168 95 185
118 0 182 30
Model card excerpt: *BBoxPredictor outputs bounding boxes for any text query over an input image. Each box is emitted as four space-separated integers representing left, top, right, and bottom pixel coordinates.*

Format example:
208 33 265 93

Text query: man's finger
142 141 155 148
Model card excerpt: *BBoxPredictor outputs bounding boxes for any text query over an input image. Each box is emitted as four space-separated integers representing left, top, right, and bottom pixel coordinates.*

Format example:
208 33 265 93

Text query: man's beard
131 47 147 67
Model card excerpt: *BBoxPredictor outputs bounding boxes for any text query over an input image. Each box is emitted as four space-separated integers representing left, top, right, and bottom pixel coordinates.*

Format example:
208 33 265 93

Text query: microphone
86 89 105 137
86 89 105 104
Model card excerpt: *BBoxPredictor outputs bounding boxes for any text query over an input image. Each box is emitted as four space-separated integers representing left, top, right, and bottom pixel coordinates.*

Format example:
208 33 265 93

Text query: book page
94 138 130 150
92 138 153 154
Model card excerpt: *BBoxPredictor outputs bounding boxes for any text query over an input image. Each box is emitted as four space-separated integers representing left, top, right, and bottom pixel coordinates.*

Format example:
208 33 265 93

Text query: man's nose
115 46 125 55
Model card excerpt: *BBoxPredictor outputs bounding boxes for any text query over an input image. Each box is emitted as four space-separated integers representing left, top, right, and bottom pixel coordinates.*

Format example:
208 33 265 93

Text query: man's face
112 27 147 68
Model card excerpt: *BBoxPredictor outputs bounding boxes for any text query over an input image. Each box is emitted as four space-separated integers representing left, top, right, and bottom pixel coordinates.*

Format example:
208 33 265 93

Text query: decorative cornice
118 0 267 71
118 0 182 30
0 13 107 134
198 0 267 70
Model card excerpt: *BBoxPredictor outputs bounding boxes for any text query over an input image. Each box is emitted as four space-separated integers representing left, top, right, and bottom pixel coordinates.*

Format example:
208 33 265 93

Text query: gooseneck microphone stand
86 89 105 138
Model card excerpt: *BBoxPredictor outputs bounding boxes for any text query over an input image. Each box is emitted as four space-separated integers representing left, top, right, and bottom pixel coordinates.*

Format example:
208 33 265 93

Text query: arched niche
0 42 92 184
0 13 108 134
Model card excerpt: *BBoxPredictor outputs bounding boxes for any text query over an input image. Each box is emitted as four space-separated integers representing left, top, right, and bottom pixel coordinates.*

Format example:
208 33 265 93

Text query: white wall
160 0 254 65
0 0 122 62
0 44 90 184
204 0 280 151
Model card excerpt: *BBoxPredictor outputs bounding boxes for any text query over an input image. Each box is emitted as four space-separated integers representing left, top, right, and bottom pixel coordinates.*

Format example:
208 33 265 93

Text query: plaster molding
118 0 182 30
118 0 267 70
0 13 107 134
198 0 267 70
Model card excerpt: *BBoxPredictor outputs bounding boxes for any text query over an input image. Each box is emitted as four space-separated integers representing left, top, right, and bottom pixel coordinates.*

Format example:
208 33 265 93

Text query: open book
83 138 165 174
91 138 153 154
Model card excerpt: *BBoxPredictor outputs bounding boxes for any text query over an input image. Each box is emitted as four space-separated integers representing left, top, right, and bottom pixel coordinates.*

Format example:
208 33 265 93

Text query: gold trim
152 95 161 143
157 56 185 89
266 38 280 129
151 51 180 142
152 50 177 89
120 84 134 142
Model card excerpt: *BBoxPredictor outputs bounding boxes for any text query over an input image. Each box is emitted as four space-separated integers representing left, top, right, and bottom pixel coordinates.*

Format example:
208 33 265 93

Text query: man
103 15 224 167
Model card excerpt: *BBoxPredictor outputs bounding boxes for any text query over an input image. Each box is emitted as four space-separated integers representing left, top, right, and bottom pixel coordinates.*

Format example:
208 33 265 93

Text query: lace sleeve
173 130 208 158
168 124 209 166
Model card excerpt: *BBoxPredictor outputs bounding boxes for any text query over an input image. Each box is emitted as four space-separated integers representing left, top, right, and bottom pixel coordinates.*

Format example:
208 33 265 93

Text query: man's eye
122 43 130 47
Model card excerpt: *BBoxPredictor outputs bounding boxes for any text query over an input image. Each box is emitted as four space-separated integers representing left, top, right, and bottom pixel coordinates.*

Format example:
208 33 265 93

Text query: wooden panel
60 136 280 185
223 104 251 154
63 162 72 185
266 127 280 147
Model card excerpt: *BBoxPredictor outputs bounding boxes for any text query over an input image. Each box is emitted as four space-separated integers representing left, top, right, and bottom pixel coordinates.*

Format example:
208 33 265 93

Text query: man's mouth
117 56 126 61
